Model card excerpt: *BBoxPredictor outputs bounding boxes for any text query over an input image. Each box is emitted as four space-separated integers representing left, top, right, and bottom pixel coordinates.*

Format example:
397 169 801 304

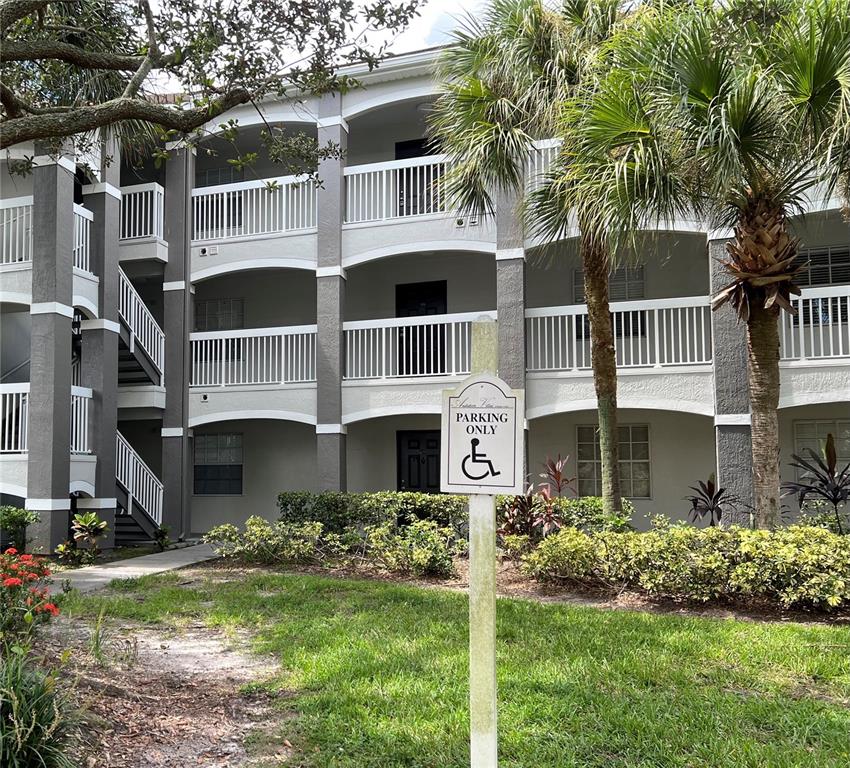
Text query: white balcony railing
780 285 850 361
190 325 318 386
343 310 497 380
70 387 92 454
0 384 28 452
0 197 33 265
73 203 93 273
118 267 165 374
526 296 713 372
120 183 165 240
344 155 448 224
527 139 561 194
116 431 163 525
191 176 317 242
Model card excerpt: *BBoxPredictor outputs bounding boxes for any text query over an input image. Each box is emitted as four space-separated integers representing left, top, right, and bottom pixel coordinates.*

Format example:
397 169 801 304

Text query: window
793 420 850 474
194 433 243 495
797 246 850 287
576 424 651 498
574 266 645 303
196 167 244 188
194 298 245 332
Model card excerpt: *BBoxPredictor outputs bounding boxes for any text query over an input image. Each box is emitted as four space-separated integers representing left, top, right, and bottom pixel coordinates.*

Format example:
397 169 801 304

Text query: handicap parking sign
441 374 525 495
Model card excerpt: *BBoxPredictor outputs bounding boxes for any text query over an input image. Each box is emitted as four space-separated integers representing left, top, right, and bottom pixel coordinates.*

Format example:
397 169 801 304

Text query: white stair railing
780 285 850 361
343 310 496 379
116 432 163 526
0 197 33 265
70 387 92 454
72 203 93 273
190 325 317 386
192 175 317 242
120 183 165 240
344 155 448 224
118 267 165 375
0 384 29 453
526 296 713 372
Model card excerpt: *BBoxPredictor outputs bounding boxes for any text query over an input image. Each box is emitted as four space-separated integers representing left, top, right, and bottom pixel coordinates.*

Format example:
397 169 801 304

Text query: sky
390 0 483 53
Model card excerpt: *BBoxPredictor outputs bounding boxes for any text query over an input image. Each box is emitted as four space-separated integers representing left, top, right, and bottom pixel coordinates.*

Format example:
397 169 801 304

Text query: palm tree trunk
746 300 781 528
581 236 622 515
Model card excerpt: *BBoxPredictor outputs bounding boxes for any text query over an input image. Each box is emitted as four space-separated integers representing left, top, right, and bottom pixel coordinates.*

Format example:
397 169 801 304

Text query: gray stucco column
78 140 121 548
709 236 754 523
161 145 194 537
315 98 348 490
26 149 75 552
494 188 527 390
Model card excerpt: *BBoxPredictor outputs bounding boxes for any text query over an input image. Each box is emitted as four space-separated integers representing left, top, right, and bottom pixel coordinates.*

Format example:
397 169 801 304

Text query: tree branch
0 0 50 36
0 39 145 70
0 90 253 149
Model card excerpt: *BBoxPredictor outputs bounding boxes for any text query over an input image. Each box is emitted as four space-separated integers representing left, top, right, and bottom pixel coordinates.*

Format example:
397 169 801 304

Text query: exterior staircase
118 267 165 386
115 431 164 545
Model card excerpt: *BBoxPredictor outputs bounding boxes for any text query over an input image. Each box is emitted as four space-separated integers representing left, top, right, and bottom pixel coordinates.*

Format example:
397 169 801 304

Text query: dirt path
38 618 293 768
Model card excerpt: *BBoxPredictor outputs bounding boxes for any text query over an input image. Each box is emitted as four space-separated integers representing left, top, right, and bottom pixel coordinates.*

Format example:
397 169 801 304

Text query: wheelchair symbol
461 438 501 481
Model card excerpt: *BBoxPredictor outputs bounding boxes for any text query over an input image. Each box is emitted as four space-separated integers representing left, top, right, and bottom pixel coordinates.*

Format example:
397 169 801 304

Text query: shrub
366 519 466 578
0 507 39 552
496 494 633 536
277 491 468 533
521 524 850 610
0 549 58 646
0 648 80 768
204 517 358 565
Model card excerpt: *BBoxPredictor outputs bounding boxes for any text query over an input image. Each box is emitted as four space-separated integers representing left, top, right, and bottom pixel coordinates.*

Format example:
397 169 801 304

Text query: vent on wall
455 215 479 228
198 245 219 257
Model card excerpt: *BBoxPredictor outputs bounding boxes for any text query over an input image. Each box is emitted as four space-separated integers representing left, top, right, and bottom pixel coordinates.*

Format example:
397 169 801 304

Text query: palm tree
430 0 629 516
554 0 850 527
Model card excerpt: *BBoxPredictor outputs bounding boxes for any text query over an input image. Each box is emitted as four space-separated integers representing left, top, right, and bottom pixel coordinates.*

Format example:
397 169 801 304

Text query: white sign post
441 321 524 768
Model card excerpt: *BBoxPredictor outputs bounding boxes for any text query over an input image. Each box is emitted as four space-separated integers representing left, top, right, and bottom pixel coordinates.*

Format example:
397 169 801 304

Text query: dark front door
396 281 447 376
397 430 441 493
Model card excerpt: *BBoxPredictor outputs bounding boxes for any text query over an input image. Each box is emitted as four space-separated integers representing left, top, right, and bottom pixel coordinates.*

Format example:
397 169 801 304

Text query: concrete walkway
51 543 217 594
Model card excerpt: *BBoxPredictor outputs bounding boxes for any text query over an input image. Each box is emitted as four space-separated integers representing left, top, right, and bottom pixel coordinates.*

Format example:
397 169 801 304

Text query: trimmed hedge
278 490 631 535
522 524 850 610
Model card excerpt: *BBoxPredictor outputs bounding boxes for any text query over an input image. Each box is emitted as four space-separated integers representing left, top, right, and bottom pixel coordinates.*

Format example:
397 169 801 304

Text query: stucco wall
190 419 317 533
345 251 497 320
528 409 716 529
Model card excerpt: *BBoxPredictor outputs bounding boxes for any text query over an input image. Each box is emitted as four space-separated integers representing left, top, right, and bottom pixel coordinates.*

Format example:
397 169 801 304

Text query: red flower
4 548 17 556
43 603 59 616
19 554 33 562
3 577 23 587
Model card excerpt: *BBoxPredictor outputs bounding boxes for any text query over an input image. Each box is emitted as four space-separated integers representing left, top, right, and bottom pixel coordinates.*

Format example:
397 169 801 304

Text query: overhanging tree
0 0 422 164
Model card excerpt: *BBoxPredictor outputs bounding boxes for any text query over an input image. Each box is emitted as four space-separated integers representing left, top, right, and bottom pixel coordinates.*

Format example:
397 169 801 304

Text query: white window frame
796 246 850 287
194 297 245 333
792 420 850 478
576 423 652 499
193 432 244 496
574 265 645 304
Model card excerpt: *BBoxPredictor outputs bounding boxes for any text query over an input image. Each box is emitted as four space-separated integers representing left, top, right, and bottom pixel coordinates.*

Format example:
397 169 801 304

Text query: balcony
341 155 496 266
0 383 95 498
190 176 318 279
119 183 168 263
0 198 99 315
188 325 318 427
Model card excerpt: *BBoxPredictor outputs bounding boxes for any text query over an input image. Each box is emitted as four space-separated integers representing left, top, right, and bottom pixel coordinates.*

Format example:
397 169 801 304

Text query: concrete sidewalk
51 543 217 594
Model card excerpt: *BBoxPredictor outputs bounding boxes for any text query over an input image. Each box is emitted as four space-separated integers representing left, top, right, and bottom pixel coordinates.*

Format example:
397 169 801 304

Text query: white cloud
389 0 483 53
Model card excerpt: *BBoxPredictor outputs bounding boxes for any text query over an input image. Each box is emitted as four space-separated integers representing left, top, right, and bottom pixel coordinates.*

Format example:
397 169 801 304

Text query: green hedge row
277 491 634 534
522 524 850 610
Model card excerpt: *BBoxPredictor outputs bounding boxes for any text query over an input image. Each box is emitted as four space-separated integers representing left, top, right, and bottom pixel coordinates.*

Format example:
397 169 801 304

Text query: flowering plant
0 548 58 645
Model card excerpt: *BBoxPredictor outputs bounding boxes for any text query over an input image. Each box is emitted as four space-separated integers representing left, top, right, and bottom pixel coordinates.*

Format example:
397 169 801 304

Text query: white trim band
715 414 751 426
161 427 185 437
316 266 347 279
316 423 347 435
32 154 76 173
75 498 118 509
495 248 525 261
317 115 350 133
164 141 197 154
31 302 74 318
708 228 734 242
81 182 122 200
163 281 186 291
80 319 120 333
25 498 71 511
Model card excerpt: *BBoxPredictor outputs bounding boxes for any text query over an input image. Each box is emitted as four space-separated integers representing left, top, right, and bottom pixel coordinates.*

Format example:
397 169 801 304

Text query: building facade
1 48 848 550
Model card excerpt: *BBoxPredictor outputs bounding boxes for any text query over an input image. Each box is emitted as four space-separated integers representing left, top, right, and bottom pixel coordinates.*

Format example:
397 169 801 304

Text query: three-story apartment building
1 47 848 550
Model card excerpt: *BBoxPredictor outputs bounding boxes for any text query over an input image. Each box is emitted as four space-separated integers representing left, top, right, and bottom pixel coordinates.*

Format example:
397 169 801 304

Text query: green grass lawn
62 571 850 768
